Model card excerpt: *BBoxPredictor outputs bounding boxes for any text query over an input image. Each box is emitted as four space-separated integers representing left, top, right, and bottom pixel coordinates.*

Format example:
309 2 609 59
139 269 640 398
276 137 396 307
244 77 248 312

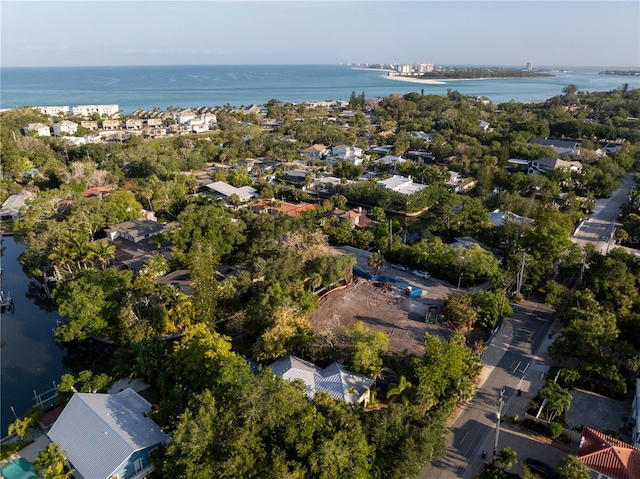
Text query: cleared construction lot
308 279 448 356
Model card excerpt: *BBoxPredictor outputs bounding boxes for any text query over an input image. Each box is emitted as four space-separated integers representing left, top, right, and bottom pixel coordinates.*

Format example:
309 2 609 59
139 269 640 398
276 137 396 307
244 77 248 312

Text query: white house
270 356 374 406
332 145 364 165
188 118 209 133
204 181 258 203
175 109 197 124
34 106 69 116
377 155 406 166
22 123 51 136
0 191 35 221
47 389 169 479
72 104 119 118
529 138 580 156
409 131 433 142
478 120 491 132
52 120 78 136
377 175 427 195
488 210 534 227
125 119 144 130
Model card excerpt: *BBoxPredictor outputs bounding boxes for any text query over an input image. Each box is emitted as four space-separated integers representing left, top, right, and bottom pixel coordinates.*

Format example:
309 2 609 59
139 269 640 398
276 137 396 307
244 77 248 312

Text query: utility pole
516 252 526 297
492 389 505 465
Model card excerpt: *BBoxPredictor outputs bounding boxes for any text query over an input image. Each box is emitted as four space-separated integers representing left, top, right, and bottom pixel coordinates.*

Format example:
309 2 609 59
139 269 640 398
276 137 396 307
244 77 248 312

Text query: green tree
344 321 389 380
495 446 517 470
367 251 385 274
386 375 412 405
7 416 36 441
557 455 590 479
540 381 572 423
32 443 74 479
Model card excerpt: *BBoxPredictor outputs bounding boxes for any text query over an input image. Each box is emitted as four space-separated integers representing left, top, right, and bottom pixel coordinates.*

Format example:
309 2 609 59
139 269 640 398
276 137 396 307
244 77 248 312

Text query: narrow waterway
0 235 70 436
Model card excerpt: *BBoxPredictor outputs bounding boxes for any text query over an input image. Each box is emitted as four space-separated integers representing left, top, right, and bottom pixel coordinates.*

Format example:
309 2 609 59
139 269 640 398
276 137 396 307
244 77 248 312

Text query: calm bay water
2 64 639 113
0 236 70 436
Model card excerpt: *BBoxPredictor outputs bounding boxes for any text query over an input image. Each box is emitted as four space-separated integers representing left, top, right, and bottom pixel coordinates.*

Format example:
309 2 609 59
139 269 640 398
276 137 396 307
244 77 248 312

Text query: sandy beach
381 74 502 85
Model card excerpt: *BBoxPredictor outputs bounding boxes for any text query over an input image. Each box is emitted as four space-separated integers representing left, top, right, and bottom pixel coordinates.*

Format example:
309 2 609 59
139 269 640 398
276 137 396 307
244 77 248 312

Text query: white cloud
19 44 69 53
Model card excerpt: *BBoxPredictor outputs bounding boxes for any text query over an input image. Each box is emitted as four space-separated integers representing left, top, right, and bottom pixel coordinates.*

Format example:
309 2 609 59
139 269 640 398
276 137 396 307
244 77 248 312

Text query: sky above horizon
2 1 639 68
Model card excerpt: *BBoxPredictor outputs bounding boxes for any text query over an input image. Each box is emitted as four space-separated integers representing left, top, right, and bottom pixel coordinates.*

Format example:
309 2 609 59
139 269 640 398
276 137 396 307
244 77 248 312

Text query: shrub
549 421 563 439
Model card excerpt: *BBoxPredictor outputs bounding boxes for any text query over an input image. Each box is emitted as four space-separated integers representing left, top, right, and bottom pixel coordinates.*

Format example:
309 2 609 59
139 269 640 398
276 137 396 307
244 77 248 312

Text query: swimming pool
0 458 37 479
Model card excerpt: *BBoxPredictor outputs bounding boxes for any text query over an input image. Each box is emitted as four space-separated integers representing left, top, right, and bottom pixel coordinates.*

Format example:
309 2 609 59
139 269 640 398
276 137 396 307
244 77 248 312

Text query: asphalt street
572 172 637 255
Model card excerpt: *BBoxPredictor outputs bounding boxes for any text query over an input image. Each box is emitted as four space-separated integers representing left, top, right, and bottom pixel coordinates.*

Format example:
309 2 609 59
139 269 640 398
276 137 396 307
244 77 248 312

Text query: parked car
390 264 408 271
411 270 430 279
524 458 557 479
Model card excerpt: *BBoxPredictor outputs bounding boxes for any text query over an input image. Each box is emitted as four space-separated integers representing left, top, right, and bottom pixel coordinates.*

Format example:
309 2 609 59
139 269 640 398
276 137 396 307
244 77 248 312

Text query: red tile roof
577 427 640 479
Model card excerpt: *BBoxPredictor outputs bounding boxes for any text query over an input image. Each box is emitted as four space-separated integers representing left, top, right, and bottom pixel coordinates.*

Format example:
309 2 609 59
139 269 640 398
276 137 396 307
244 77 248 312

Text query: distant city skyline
2 1 639 68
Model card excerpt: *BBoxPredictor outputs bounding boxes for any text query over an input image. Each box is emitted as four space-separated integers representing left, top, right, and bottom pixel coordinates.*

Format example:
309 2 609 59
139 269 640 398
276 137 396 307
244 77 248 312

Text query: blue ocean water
2 64 638 114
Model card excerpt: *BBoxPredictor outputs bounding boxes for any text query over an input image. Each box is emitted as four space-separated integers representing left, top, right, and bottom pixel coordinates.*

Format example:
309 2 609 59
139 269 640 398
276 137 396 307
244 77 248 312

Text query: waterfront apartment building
72 104 120 118
35 106 69 116
415 63 434 74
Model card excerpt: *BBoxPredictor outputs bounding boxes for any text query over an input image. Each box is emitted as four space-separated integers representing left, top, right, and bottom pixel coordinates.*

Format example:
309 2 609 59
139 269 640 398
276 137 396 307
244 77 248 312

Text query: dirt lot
308 279 448 356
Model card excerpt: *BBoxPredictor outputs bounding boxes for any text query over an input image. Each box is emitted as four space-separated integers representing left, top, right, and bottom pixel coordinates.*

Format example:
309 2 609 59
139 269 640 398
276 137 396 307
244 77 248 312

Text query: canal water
0 235 70 436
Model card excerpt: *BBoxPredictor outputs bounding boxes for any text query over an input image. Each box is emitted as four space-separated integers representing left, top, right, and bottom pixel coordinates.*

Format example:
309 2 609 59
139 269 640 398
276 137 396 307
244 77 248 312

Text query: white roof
488 210 533 227
270 356 373 403
48 389 168 479
0 192 34 218
377 175 427 195
377 155 406 165
205 181 257 201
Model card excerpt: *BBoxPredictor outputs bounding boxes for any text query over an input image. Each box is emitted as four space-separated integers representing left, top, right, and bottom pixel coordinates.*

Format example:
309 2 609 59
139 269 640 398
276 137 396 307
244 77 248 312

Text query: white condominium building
35 106 70 116
72 104 120 118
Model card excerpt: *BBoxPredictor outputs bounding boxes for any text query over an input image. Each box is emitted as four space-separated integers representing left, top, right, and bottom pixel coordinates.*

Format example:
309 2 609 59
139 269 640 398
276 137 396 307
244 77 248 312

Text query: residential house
82 187 115 199
314 175 348 193
167 124 190 135
47 389 169 479
22 123 51 136
528 157 582 174
35 106 69 116
269 356 374 406
377 175 427 195
251 199 317 217
0 191 35 221
282 169 309 184
406 151 435 163
445 171 476 193
155 269 193 295
377 155 406 166
144 118 163 128
300 144 330 161
52 120 78 136
201 112 218 126
529 138 580 156
576 426 640 479
604 142 624 154
81 120 99 130
332 145 364 165
175 109 197 125
105 219 168 244
204 181 258 203
101 119 122 130
317 207 377 228
104 219 171 272
478 120 491 132
242 104 261 115
188 118 209 133
488 210 533 228
409 131 433 142
125 119 144 130
507 158 530 173
72 104 119 118
142 127 167 139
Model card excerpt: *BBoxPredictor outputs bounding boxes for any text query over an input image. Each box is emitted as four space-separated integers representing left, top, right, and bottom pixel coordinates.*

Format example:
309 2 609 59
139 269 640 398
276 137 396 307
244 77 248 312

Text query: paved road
422 301 557 479
572 172 637 255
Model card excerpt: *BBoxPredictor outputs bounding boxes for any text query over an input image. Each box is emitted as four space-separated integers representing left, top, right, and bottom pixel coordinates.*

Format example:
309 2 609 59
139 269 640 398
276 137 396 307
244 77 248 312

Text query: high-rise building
526 62 533 72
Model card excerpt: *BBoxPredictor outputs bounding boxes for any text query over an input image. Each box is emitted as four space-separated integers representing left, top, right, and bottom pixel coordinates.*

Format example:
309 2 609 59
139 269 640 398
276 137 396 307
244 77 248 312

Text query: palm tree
33 443 74 479
367 251 385 275
557 455 590 479
89 241 116 270
495 447 517 471
386 375 412 405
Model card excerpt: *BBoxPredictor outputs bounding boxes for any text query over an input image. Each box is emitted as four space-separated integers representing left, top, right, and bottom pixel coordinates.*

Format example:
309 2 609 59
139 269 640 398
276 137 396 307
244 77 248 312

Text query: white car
412 270 430 279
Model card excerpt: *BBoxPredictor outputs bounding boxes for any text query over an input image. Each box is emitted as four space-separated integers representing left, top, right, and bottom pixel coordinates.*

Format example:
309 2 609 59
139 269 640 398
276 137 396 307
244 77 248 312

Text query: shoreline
381 74 527 85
